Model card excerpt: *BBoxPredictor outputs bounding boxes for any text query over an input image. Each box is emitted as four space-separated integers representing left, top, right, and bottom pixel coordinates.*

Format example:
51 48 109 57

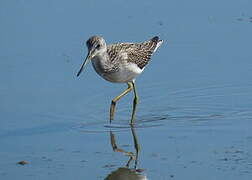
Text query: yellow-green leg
110 82 133 122
131 82 139 125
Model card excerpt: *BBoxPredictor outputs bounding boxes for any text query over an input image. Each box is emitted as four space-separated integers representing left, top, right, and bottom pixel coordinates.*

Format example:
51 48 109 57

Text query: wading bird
77 35 163 124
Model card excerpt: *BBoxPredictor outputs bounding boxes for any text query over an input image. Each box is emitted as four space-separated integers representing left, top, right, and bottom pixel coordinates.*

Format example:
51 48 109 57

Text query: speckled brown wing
127 36 162 69
107 36 163 69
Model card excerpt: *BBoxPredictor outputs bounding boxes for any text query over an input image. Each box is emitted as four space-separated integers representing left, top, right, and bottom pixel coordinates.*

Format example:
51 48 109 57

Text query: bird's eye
96 44 101 49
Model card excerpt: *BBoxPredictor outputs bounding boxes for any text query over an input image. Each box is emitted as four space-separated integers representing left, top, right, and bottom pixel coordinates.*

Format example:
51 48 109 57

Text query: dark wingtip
151 36 161 42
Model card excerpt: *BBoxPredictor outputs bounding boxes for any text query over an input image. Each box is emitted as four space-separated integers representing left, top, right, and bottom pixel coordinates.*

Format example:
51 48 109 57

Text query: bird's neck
96 50 110 65
92 50 114 74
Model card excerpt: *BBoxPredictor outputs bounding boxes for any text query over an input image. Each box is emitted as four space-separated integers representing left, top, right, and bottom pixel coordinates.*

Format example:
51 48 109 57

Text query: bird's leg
110 82 133 122
131 82 139 125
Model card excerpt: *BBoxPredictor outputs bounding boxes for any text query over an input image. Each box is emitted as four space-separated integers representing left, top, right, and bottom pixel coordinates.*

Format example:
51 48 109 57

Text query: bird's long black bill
77 54 90 77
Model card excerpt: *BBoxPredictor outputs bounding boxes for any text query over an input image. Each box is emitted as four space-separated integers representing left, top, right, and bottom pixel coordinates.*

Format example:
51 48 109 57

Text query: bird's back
107 36 163 69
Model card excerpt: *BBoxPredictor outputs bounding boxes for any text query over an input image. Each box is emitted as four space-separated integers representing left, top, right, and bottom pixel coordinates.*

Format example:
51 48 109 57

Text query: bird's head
77 35 106 77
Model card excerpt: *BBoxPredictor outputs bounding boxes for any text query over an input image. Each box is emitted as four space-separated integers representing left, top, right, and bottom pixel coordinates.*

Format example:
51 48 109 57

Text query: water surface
1 0 252 179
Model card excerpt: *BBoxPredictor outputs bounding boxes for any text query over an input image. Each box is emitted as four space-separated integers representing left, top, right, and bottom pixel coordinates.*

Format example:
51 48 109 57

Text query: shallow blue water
1 0 252 179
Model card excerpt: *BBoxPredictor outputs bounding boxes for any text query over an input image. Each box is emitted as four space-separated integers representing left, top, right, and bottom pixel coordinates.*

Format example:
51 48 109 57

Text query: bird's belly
98 62 144 83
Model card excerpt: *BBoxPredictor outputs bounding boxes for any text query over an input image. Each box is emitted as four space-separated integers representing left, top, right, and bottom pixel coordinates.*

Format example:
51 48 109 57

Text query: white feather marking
153 40 163 52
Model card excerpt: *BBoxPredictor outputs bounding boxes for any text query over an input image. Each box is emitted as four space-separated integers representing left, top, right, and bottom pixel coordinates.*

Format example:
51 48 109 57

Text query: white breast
91 52 144 83
106 62 144 83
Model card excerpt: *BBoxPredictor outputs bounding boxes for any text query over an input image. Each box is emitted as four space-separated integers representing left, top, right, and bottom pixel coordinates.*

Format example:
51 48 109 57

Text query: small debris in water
220 157 228 161
17 160 29 165
103 164 116 168
157 21 164 26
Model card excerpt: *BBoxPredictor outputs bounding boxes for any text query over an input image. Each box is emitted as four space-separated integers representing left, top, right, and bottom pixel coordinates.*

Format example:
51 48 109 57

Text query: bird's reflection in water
104 125 148 180
104 167 147 180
